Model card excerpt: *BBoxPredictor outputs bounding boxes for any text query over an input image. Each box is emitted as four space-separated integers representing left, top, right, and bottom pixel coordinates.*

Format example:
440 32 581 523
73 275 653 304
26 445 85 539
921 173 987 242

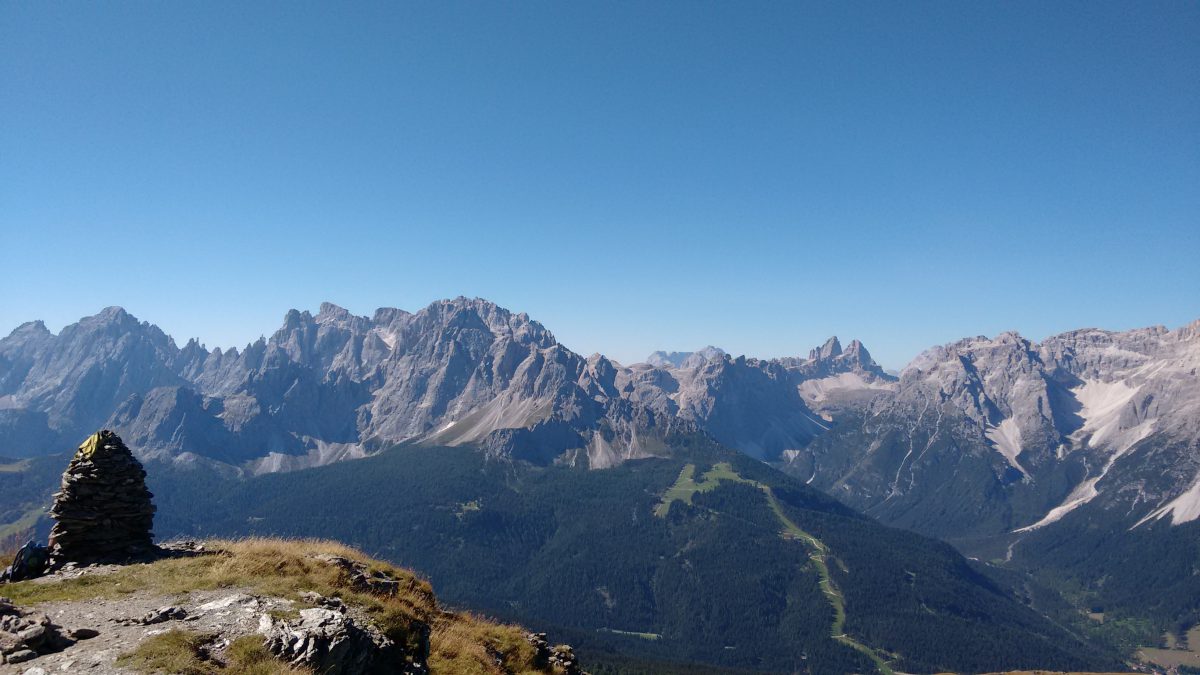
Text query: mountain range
2 298 1198 669
4 300 1195 536
0 299 894 471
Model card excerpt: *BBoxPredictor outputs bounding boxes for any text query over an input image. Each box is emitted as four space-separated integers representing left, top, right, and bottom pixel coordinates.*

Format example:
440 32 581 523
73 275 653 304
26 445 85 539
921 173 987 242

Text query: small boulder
260 607 399 674
140 606 188 625
0 542 49 583
0 598 71 664
525 632 587 675
5 648 37 664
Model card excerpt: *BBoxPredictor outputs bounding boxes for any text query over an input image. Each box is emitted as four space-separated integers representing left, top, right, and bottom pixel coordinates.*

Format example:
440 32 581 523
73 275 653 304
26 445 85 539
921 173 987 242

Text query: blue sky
2 1 1197 369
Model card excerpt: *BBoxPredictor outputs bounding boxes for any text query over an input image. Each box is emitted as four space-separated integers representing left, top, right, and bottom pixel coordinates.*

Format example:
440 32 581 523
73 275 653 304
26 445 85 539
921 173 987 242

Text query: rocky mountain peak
71 307 169 345
843 338 870 363
95 306 132 322
315 302 357 324
6 320 50 339
809 336 842 361
412 297 556 349
280 308 309 330
780 335 892 383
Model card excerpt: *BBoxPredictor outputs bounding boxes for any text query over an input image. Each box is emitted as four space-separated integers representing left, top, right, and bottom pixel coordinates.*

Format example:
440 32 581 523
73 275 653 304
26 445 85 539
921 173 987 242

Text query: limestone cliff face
789 320 1200 538
0 299 890 470
0 309 183 455
1 300 648 471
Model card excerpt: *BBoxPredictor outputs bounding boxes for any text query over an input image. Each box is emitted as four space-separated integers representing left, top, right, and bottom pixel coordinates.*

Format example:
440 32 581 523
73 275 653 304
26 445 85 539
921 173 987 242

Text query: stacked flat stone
48 430 156 566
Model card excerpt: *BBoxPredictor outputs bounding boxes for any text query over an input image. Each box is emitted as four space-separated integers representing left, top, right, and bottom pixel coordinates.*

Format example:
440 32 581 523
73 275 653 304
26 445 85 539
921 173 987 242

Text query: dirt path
1 585 290 674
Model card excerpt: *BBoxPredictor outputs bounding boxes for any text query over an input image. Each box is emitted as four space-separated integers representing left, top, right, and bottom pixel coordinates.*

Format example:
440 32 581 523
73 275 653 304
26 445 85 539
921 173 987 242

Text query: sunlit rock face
0 299 890 472
788 319 1200 539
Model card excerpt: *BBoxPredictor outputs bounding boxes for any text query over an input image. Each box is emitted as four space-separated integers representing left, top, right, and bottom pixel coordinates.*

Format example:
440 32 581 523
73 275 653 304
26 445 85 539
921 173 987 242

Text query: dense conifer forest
144 438 1119 673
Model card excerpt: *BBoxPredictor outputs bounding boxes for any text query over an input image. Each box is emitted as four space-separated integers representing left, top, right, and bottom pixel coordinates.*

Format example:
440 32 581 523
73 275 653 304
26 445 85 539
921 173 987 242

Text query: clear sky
2 2 1197 369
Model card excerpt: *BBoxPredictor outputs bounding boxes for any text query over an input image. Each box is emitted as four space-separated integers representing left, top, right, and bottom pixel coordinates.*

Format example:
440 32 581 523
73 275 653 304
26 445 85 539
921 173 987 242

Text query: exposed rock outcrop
525 632 587 675
0 597 72 665
311 553 433 603
260 606 404 674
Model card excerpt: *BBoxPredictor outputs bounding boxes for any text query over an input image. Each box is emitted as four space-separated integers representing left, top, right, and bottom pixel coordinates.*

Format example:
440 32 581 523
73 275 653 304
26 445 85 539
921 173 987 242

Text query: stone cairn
47 430 156 567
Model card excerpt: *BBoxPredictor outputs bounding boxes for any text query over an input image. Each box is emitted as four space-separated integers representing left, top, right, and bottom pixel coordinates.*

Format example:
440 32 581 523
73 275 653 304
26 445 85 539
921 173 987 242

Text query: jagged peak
281 308 311 329
993 330 1028 343
319 301 344 313
96 306 131 321
316 302 354 323
6 319 50 338
422 296 525 321
72 306 144 332
179 337 208 357
843 339 875 366
809 337 842 361
414 297 556 346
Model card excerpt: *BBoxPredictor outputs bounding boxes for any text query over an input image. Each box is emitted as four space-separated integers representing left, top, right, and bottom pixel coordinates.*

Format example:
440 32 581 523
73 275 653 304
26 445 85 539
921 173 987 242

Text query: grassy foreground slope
2 537 569 674
148 436 1121 674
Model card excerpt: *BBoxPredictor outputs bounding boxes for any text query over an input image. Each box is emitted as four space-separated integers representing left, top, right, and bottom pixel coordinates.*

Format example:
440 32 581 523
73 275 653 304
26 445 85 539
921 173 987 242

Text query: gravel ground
1 584 294 674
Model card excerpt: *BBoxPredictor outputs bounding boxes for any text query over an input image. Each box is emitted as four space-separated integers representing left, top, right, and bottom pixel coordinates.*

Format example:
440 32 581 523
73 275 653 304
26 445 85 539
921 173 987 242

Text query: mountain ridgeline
0 299 893 471
2 298 1199 670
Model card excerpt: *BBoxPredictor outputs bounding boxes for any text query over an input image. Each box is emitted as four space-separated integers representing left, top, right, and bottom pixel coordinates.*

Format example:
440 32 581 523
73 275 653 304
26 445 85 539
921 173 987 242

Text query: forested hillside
146 436 1119 674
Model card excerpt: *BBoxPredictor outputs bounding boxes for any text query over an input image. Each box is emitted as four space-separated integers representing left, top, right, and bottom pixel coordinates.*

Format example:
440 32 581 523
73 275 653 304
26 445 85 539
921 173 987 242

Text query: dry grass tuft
117 629 215 675
223 635 311 675
117 630 312 675
5 537 555 674
429 614 544 675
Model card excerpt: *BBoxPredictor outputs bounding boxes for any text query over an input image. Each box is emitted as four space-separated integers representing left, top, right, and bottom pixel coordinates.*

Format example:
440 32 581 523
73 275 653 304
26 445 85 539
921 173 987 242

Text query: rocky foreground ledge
0 538 585 674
